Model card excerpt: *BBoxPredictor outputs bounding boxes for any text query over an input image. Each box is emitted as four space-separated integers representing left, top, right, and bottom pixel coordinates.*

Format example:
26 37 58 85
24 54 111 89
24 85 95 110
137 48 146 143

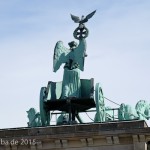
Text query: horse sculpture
118 100 150 121
136 100 150 120
27 108 41 127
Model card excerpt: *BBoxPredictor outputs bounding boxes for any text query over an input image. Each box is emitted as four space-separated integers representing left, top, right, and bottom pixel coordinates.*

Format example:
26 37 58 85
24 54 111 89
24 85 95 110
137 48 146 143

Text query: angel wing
53 41 70 72
70 14 80 23
73 38 87 71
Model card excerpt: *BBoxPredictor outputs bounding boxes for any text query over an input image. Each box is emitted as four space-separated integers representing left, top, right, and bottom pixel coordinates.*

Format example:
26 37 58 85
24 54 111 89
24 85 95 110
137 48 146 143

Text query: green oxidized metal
26 108 41 127
27 10 150 127
38 10 106 126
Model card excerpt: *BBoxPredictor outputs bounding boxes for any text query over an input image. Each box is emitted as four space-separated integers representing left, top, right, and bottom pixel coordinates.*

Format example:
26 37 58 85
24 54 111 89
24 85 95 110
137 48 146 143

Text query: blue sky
0 0 150 128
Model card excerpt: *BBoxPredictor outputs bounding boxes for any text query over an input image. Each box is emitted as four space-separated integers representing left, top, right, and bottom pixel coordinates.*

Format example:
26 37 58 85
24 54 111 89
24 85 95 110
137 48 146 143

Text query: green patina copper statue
136 100 150 120
53 39 86 98
38 10 106 126
53 10 96 99
27 108 41 127
118 100 150 120
27 10 150 126
53 10 105 124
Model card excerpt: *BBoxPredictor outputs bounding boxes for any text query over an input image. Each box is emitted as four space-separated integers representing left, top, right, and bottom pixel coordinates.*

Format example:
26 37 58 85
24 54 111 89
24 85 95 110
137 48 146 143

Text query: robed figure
53 38 87 99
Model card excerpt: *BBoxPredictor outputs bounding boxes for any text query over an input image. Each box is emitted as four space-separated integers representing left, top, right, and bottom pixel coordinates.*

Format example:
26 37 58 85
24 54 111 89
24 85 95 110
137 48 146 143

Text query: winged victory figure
53 11 96 99
53 38 87 99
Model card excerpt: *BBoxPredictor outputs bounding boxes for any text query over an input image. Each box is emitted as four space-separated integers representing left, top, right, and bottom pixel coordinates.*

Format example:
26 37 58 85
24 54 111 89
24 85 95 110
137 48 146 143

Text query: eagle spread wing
53 41 70 72
84 10 96 22
71 10 96 24
70 14 80 23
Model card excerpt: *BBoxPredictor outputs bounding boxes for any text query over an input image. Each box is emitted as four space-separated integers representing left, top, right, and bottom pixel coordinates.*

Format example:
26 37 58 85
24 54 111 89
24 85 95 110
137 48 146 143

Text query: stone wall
0 120 149 150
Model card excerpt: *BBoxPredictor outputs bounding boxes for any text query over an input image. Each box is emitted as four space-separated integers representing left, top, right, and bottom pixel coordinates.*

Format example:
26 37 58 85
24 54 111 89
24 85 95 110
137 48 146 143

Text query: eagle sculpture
71 10 96 24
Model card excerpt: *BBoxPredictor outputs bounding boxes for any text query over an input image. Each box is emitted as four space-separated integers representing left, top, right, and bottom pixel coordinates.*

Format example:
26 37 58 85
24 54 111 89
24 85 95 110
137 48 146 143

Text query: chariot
40 79 105 126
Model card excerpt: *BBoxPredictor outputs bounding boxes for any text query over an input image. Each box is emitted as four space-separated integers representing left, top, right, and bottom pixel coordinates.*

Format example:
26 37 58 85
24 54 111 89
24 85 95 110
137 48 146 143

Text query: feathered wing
86 10 96 20
83 10 96 23
53 41 70 72
74 39 87 71
71 14 80 23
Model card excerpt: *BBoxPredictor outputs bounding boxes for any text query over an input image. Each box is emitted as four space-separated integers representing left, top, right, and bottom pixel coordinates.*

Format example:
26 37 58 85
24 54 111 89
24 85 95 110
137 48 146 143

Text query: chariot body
40 79 105 126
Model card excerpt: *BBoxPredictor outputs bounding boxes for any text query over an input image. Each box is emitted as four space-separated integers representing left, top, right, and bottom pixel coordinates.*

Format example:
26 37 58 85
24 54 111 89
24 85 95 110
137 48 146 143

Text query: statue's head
68 41 78 50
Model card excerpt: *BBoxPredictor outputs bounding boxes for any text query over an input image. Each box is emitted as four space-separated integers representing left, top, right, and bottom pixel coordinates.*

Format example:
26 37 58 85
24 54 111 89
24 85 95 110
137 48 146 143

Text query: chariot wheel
73 25 89 40
95 83 105 122
40 87 50 126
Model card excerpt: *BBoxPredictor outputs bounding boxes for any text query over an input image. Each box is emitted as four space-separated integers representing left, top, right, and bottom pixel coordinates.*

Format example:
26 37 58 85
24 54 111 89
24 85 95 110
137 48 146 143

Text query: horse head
144 104 150 120
26 108 37 124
